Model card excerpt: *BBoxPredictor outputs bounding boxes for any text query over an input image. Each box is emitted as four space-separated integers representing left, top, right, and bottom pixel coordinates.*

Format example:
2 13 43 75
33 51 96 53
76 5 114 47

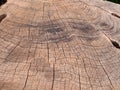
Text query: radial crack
78 74 81 90
111 40 120 49
0 14 7 23
51 64 55 90
22 63 31 90
111 13 120 19
102 32 120 49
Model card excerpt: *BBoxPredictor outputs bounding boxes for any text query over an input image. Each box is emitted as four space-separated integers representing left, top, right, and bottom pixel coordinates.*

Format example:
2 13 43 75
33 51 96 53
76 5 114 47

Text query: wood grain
0 0 120 90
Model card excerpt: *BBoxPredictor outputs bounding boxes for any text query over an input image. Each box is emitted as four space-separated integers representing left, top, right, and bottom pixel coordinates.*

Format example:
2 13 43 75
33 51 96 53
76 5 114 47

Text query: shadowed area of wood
0 0 120 90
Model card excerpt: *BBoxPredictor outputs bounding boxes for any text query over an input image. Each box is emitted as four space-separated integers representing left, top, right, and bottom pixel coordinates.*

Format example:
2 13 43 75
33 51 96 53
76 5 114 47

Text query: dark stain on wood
4 46 28 63
19 20 72 48
100 22 109 27
31 58 50 72
0 81 18 90
44 67 63 81
70 21 100 41
70 22 94 33
30 58 63 81
43 23 64 34
15 19 101 44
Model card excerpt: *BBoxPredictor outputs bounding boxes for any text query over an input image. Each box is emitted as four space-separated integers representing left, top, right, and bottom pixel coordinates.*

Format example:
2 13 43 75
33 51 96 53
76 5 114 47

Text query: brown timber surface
0 0 120 90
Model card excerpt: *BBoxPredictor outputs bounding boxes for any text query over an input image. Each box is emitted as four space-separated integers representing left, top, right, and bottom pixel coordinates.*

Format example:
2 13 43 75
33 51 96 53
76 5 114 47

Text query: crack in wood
111 13 120 19
22 46 32 90
102 32 120 49
111 40 120 49
51 64 55 90
0 14 7 23
22 63 31 90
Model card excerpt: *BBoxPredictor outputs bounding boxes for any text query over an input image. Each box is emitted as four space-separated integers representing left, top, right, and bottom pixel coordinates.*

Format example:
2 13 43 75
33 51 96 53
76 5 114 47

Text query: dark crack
111 13 120 19
0 14 7 23
111 40 120 49
51 64 55 90
103 32 120 49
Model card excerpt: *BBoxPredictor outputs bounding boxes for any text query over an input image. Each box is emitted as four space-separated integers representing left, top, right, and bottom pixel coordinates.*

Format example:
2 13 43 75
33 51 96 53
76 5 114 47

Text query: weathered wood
0 0 120 90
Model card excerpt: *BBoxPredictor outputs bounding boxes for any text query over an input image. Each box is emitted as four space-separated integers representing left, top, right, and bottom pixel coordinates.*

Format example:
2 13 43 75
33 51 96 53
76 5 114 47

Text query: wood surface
0 0 120 90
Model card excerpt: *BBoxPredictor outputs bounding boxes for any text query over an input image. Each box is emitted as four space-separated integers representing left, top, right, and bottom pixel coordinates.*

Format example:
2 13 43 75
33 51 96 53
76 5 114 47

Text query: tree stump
0 0 120 90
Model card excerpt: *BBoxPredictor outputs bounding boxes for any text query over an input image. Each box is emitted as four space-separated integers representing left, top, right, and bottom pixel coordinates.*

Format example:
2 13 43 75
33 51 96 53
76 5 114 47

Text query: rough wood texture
0 0 120 90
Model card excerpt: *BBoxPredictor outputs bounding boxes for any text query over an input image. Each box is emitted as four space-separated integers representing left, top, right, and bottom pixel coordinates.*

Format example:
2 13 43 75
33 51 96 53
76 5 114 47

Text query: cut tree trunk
0 0 120 90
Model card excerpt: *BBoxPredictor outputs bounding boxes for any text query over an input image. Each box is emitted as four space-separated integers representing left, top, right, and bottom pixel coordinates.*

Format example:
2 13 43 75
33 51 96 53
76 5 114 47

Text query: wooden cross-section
0 0 120 90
